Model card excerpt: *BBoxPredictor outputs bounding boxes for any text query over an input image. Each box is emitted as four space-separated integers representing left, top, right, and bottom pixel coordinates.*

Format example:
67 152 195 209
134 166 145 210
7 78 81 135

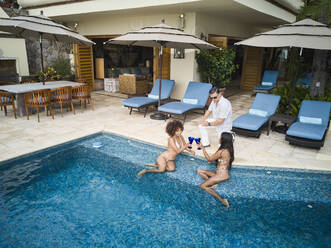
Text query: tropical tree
297 0 331 97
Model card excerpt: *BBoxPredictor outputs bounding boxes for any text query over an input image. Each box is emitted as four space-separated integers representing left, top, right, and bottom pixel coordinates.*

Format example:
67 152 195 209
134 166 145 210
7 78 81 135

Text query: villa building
18 0 302 98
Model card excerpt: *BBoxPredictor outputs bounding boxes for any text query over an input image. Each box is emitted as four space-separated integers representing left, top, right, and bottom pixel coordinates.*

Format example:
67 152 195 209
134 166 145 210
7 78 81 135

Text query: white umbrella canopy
105 21 217 120
104 22 217 50
235 19 331 50
0 11 94 84
0 12 93 46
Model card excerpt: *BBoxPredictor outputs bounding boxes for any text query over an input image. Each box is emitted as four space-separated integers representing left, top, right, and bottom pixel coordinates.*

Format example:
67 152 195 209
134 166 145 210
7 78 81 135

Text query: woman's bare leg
144 163 157 167
166 160 176 172
138 156 167 177
200 176 229 208
197 169 215 180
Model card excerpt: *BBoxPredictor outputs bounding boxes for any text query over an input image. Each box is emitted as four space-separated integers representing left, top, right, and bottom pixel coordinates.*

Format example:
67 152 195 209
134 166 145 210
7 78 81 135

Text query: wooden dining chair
0 91 17 119
24 89 54 122
72 85 94 112
51 86 75 117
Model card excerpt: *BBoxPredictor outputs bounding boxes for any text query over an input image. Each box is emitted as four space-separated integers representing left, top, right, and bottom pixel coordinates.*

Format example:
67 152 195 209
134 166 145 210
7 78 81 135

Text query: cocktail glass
195 138 201 150
188 136 194 149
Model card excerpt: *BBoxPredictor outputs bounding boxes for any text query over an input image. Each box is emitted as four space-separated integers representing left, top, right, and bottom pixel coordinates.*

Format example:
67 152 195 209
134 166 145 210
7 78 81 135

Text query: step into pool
0 132 330 247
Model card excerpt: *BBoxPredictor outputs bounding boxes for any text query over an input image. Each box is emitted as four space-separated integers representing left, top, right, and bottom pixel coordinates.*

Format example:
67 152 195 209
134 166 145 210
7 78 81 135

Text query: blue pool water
0 132 330 247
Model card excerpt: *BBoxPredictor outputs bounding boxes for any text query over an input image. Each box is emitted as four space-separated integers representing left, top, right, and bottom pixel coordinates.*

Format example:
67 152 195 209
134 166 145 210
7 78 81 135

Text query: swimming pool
0 132 330 247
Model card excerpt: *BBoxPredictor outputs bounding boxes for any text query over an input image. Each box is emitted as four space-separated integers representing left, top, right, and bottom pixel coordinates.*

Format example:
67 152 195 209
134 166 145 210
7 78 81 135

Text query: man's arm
208 118 224 126
199 110 211 125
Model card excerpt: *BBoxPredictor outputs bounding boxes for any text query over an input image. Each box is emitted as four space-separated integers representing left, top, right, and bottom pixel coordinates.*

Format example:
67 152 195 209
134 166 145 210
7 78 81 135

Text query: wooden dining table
0 81 83 117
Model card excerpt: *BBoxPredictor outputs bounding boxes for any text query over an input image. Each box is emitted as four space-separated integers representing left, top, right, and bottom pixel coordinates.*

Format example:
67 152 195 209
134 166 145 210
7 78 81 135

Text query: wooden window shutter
240 46 264 90
73 44 95 89
153 47 171 83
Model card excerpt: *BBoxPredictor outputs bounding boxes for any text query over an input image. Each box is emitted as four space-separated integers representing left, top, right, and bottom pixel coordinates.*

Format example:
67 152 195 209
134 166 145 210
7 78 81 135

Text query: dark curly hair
166 120 184 137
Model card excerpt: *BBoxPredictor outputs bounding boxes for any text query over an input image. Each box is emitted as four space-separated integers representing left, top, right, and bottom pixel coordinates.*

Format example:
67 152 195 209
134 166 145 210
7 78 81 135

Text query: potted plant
38 66 60 81
195 48 237 90
110 67 116 78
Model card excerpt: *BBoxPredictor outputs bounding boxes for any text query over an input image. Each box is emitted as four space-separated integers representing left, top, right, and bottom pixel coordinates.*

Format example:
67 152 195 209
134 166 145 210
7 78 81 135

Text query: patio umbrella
236 19 331 50
235 18 331 113
105 20 217 120
0 11 94 85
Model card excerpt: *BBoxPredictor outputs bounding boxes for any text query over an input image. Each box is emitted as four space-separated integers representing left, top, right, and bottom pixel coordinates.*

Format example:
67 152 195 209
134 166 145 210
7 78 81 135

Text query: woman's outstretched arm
199 143 222 162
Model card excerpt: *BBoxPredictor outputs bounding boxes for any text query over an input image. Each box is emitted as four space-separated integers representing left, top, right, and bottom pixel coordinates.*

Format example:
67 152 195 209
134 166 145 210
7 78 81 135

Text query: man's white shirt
208 96 232 133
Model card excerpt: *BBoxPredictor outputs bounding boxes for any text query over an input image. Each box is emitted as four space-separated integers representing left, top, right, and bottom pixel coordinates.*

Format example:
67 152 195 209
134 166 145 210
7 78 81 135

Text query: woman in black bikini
197 132 234 208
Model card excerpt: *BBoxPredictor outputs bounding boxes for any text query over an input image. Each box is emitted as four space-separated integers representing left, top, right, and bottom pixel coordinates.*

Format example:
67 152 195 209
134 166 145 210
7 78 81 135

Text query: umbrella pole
158 45 163 107
150 44 168 120
287 47 301 115
39 33 45 85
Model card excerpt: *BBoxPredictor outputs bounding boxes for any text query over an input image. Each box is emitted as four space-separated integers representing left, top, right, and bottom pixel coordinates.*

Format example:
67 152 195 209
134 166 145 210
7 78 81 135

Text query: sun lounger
286 100 331 149
232 93 281 137
253 70 279 93
158 81 212 123
121 79 175 117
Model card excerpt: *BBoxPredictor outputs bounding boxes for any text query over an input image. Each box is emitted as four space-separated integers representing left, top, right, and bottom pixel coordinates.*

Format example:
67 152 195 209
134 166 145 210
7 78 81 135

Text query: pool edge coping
1 130 331 175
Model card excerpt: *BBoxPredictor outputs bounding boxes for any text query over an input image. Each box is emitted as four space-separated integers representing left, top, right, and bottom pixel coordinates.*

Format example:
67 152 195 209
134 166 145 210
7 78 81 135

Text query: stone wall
25 38 72 75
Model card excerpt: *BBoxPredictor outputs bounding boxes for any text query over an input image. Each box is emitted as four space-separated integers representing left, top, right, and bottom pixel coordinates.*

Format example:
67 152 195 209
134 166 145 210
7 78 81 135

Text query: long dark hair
218 132 234 168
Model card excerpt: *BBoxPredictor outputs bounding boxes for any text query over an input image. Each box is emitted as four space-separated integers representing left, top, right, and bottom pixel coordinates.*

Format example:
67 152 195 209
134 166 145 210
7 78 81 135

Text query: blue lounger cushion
121 79 175 108
158 81 212 115
233 93 281 131
286 122 327 140
158 102 205 114
253 85 274 91
122 97 158 108
232 114 269 131
286 100 331 141
253 70 279 91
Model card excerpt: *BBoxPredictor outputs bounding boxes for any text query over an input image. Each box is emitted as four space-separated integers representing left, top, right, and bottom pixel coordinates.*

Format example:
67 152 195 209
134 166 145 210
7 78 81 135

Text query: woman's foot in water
138 169 147 177
221 199 229 209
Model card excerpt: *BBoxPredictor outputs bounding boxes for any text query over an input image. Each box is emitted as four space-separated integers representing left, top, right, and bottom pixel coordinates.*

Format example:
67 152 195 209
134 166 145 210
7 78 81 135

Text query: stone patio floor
0 90 330 171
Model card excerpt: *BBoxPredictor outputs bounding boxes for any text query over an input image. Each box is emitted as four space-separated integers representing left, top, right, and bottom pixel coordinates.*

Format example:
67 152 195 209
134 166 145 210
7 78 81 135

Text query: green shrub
50 57 74 80
273 84 331 117
195 48 238 88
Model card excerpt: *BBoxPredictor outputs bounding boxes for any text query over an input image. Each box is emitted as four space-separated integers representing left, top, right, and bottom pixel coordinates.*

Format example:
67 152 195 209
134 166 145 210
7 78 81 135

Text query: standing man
198 86 232 147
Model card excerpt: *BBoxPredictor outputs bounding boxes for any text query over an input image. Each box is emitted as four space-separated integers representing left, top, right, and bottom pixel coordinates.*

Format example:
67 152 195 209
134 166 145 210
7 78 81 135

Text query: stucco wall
195 12 264 40
0 8 30 77
0 38 30 77
234 0 297 23
75 12 180 37
169 12 197 100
